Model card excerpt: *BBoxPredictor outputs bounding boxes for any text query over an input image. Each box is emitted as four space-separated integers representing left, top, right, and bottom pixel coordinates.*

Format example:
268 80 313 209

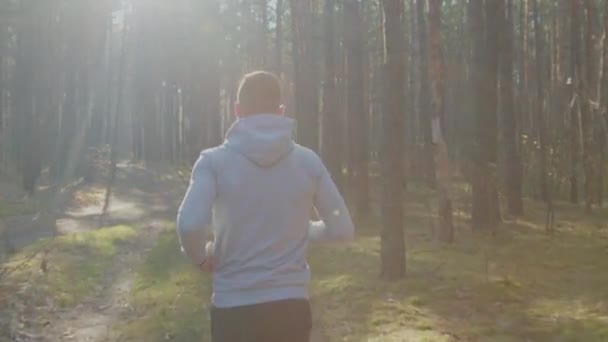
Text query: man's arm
176 152 216 265
309 162 355 244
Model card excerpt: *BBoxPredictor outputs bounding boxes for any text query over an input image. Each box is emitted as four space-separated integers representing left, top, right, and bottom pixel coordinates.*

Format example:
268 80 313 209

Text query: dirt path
5 163 327 342
38 164 185 342
43 221 163 342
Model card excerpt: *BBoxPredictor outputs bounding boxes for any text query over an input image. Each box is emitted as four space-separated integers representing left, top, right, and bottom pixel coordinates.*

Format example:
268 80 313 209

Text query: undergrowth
114 194 608 341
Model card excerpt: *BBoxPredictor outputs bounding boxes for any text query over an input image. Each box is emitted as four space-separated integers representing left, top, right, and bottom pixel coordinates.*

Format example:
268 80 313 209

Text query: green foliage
1 225 136 307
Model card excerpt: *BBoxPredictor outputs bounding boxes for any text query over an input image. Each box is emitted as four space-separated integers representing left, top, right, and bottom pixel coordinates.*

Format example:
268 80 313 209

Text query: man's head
235 71 284 118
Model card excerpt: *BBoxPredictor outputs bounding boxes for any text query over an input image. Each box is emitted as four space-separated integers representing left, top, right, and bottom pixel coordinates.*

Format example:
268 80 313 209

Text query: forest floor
1 165 608 341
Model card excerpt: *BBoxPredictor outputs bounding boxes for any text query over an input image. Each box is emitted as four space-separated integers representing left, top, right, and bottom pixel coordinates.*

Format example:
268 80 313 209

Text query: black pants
211 299 312 342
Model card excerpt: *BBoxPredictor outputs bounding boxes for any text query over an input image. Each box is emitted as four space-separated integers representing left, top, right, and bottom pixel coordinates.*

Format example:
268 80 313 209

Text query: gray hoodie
177 114 354 308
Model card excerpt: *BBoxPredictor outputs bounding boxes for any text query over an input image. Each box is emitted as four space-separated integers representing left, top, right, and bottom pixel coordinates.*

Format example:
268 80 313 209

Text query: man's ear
277 105 285 116
234 102 241 118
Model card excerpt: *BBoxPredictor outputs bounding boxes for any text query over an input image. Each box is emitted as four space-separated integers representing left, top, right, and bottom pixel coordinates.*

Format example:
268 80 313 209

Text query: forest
0 0 607 341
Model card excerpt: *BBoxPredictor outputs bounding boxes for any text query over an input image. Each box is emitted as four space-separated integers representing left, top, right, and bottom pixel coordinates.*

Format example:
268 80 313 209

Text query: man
177 71 354 342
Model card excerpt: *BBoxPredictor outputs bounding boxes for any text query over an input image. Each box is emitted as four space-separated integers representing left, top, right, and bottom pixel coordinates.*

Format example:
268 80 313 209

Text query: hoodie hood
225 114 295 167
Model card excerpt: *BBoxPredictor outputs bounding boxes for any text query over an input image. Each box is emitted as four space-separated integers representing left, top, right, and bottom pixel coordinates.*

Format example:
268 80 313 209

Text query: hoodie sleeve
177 152 216 264
309 161 355 244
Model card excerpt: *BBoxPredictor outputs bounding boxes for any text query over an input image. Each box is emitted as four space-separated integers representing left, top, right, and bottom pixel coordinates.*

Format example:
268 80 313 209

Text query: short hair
237 71 282 116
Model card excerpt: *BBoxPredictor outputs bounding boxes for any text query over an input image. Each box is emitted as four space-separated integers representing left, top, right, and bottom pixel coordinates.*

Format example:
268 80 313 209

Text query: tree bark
405 0 417 185
416 0 435 187
470 0 502 231
290 0 319 151
344 0 370 218
275 0 283 73
321 0 342 189
428 0 454 242
597 0 608 206
380 0 406 280
258 0 268 68
14 15 40 195
532 0 548 203
501 0 524 216
582 0 596 212
569 0 581 204
0 24 7 165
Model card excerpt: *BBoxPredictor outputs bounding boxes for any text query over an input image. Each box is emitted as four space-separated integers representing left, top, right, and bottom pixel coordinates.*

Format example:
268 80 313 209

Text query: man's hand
199 241 215 273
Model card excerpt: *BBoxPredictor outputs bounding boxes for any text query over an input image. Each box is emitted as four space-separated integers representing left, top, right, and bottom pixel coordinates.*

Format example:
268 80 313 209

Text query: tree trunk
380 0 406 280
582 0 596 212
14 18 40 195
599 137 605 206
532 0 548 203
321 0 342 189
597 0 608 207
0 24 7 168
290 0 319 151
344 0 370 218
275 0 284 73
569 0 581 204
259 0 268 68
517 0 532 200
470 0 502 231
405 0 417 185
205 60 222 148
416 0 435 188
428 0 454 242
501 0 524 216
